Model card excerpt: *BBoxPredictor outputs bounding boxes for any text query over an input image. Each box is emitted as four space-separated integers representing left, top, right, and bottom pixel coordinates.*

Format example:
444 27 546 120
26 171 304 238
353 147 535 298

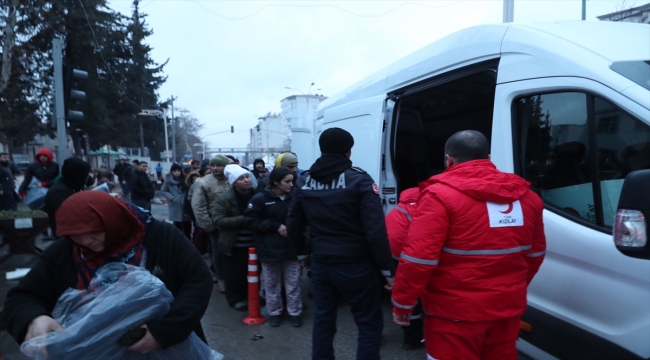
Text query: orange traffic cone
243 247 266 325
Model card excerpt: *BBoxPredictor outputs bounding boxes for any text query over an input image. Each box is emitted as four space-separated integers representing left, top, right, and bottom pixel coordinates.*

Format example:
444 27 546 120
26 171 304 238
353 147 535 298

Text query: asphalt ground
0 200 534 360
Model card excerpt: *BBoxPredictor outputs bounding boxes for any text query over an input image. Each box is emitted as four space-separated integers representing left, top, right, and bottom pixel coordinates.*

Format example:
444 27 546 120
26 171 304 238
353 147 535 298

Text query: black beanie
319 128 354 154
170 163 182 172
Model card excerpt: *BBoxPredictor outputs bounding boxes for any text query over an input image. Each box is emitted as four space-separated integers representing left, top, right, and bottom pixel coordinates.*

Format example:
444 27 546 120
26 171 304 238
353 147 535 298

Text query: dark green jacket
212 187 251 256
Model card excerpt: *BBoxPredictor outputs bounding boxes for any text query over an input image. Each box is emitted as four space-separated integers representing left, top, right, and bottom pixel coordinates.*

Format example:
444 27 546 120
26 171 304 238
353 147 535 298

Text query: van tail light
613 209 646 247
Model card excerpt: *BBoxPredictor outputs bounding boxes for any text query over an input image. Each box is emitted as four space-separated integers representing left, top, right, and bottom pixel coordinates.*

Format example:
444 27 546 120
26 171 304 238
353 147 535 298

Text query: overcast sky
107 0 630 151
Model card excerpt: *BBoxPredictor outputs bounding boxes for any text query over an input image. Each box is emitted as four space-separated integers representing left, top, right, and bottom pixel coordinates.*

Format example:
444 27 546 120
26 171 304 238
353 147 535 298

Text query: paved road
0 202 534 359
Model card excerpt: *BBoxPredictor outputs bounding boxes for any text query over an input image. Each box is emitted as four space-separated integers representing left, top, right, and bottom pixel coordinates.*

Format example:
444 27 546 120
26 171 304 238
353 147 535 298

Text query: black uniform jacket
2 220 213 348
245 186 298 262
129 170 155 201
287 166 394 276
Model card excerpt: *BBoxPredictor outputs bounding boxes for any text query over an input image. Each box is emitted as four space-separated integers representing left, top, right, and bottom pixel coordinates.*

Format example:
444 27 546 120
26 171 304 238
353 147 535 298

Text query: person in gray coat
161 163 191 239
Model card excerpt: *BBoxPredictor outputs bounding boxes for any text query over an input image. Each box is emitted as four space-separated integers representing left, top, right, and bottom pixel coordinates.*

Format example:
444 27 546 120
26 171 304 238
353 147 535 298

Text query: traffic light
231 126 234 133
64 67 88 121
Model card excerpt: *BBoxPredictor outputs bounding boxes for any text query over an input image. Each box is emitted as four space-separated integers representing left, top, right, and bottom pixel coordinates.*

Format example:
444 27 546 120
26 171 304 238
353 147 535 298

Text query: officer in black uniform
287 127 394 360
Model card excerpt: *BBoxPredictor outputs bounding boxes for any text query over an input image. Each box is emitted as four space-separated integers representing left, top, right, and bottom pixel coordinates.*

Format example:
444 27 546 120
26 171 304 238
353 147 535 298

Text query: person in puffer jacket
18 148 60 197
385 186 423 351
386 187 419 260
391 130 546 360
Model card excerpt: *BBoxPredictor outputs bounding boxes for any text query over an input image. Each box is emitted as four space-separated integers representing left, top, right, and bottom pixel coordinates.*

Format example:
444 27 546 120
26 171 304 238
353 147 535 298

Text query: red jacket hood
399 187 420 204
35 148 53 166
419 159 530 203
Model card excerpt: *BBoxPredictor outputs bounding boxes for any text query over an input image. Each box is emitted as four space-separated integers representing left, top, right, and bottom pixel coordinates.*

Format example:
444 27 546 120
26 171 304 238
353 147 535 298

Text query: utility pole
53 37 67 165
170 96 177 162
582 0 586 20
503 0 514 23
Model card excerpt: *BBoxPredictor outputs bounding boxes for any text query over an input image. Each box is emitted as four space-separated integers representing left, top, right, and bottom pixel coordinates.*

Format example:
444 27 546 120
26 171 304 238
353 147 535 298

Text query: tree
0 0 53 148
1 0 167 156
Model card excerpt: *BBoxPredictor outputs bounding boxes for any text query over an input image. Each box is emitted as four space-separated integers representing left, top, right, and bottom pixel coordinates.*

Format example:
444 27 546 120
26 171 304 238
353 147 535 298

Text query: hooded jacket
385 187 419 259
43 158 91 235
129 168 155 202
19 149 60 193
391 160 546 322
287 156 394 277
245 186 297 262
251 158 265 179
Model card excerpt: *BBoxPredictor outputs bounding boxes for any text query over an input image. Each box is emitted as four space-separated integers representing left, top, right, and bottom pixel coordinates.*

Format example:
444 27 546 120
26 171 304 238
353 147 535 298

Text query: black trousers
173 221 192 240
132 198 151 211
223 246 251 307
310 261 383 360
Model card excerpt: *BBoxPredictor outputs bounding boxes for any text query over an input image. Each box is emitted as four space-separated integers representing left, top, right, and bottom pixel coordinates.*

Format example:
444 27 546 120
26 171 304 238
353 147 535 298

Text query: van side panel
321 95 386 183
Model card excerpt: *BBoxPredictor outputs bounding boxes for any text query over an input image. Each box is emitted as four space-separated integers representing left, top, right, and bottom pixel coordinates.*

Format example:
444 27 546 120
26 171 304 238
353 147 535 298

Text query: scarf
309 154 352 184
55 191 149 289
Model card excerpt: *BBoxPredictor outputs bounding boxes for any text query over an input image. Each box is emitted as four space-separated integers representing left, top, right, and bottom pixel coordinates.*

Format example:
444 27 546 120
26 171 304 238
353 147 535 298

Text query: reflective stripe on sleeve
381 270 391 277
526 250 546 257
394 206 413 222
410 314 422 320
392 254 400 261
400 253 439 266
442 245 532 256
392 297 417 310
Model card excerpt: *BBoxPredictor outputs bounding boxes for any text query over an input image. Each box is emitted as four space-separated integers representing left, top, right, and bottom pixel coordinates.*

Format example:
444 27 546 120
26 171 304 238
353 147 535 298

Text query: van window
392 71 496 191
516 92 650 228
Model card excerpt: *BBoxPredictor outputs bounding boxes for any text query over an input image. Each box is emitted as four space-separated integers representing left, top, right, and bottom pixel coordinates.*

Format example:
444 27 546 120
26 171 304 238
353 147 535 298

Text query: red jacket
385 187 419 259
392 160 545 322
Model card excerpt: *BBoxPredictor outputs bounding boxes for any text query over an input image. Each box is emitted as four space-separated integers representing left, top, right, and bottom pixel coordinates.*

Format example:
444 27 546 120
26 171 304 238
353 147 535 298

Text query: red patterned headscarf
56 191 145 289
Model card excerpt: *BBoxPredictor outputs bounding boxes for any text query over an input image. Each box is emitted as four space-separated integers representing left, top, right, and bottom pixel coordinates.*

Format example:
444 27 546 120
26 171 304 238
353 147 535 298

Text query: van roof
319 21 650 115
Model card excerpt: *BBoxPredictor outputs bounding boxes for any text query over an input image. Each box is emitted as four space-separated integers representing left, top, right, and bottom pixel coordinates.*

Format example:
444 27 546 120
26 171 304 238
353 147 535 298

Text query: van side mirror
614 170 650 259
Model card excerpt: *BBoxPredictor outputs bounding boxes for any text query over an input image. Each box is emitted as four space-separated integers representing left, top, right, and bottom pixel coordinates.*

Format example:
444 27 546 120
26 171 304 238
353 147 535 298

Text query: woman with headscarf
2 191 212 353
212 164 255 311
161 163 191 239
245 167 303 327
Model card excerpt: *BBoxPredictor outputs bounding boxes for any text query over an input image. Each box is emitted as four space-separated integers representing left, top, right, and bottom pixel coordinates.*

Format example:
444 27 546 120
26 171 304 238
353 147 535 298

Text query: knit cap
275 152 298 168
319 128 354 154
225 164 249 185
209 155 230 166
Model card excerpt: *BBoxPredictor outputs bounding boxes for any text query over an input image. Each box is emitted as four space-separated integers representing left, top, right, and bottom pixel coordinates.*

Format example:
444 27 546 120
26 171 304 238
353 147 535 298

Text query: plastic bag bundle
21 263 223 360
23 178 48 210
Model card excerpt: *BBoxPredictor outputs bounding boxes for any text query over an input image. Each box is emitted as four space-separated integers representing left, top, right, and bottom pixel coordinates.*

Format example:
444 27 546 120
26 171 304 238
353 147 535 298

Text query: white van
301 21 650 359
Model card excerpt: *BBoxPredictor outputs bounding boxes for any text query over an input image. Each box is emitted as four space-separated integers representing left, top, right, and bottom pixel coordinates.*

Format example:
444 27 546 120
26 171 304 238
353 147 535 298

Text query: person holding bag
245 167 303 327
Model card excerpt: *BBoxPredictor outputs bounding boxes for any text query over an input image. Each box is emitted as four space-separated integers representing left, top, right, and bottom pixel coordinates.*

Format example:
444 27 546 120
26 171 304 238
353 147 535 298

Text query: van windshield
611 60 650 91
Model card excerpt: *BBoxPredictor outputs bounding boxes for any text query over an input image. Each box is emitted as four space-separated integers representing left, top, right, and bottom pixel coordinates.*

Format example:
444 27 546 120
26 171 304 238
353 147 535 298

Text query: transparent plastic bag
21 263 223 360
23 177 48 210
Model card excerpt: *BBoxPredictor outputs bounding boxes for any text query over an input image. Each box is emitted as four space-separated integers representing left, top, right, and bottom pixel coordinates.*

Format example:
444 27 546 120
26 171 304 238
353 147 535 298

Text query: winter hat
225 164 249 185
170 163 182 172
209 155 230 166
275 152 298 168
319 128 354 154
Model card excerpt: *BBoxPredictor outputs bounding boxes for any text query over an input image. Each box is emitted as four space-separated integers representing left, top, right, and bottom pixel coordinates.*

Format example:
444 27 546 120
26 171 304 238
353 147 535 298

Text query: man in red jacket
385 187 424 350
391 130 546 360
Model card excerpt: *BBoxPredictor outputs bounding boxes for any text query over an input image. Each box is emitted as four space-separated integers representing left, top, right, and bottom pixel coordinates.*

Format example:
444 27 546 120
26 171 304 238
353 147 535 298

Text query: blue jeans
310 261 383 360
120 182 130 196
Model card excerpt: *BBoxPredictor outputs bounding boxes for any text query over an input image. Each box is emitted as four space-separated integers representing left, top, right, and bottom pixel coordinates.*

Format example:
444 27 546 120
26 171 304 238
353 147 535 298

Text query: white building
597 3 650 23
249 113 287 162
281 94 328 168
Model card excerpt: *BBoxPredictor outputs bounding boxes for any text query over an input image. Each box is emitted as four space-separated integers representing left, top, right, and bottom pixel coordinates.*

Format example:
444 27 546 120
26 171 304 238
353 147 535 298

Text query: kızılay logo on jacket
486 201 524 227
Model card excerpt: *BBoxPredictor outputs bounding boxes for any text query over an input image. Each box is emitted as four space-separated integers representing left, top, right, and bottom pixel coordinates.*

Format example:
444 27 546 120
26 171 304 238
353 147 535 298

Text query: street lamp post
285 83 321 96
138 109 170 165
198 129 233 160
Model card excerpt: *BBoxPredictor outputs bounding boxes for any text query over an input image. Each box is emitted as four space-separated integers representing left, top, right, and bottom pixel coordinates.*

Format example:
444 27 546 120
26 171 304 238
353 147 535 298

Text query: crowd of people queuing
1 127 546 360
